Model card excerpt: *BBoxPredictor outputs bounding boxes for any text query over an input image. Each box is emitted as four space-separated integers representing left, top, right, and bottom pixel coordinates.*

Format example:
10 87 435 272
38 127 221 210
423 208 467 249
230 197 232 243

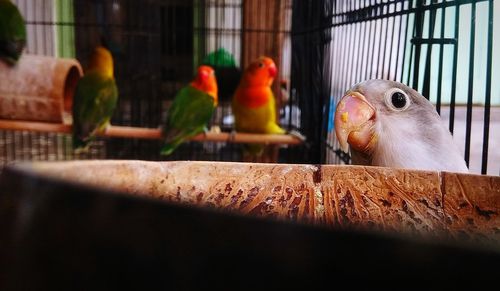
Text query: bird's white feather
371 112 468 172
347 79 468 173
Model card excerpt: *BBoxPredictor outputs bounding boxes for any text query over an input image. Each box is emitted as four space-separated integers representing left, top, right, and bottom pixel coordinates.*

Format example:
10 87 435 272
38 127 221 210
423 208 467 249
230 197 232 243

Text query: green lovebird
161 65 218 155
202 48 241 103
0 0 26 66
72 45 118 152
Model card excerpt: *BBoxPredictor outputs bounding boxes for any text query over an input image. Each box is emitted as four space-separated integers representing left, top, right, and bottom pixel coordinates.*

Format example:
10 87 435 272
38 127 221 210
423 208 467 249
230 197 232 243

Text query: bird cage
291 0 499 175
0 0 498 175
0 0 300 166
0 1 499 288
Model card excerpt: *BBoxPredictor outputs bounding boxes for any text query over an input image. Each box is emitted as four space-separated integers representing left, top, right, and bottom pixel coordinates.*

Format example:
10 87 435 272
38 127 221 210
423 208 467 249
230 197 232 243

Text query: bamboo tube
0 119 303 145
0 54 83 123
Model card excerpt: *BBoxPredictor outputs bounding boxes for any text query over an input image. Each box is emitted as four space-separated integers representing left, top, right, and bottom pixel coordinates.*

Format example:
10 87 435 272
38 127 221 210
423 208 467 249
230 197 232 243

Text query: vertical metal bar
436 4 446 114
481 0 493 174
399 1 410 83
374 4 383 79
464 2 476 166
347 13 355 87
385 2 395 80
365 19 374 80
422 1 438 100
338 24 348 92
394 2 404 81
412 0 423 90
320 5 329 163
346 21 358 88
375 15 386 78
357 0 367 81
448 3 459 134
406 9 416 84
332 6 343 98
355 21 365 82
1 130 5 167
7 130 12 164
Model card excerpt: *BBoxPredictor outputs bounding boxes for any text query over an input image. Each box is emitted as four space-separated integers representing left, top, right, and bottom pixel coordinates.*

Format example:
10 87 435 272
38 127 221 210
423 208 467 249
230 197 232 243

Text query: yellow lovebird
232 56 285 157
72 45 118 152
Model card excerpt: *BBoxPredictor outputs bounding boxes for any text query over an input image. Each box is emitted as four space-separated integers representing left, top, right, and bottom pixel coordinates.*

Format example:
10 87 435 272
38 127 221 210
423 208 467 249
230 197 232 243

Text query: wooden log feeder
0 54 83 123
2 160 498 245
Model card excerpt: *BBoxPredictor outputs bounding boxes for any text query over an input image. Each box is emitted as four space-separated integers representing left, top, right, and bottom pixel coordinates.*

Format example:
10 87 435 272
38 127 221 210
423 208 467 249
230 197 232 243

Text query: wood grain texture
320 166 445 236
26 160 500 241
442 172 500 243
32 161 317 223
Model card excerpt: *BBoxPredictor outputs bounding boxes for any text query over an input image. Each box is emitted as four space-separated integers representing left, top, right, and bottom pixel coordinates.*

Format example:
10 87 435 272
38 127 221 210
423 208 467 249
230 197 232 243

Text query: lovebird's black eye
391 92 407 109
384 88 411 111
258 62 264 68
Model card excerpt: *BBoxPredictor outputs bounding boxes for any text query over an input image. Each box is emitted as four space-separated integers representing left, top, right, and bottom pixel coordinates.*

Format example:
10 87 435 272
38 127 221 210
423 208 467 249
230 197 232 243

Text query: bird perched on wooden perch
232 56 287 158
0 0 26 66
334 79 468 173
72 45 118 152
161 65 218 155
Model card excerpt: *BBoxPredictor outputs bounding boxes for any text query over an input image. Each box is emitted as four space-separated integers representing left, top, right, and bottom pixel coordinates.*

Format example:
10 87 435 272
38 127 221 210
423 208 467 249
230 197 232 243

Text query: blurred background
0 0 498 175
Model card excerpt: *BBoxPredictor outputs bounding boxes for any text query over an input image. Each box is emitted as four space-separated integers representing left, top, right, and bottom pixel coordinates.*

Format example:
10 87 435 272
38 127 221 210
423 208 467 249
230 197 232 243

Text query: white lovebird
334 79 468 173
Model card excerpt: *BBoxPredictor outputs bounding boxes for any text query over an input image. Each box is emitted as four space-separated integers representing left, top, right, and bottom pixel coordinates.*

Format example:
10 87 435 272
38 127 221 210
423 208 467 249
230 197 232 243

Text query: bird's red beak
268 63 277 78
198 70 209 82
334 91 377 153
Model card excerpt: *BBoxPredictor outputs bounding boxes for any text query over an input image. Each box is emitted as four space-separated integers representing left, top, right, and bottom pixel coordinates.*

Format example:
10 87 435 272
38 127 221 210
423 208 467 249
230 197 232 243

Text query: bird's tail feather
72 125 92 153
243 143 265 157
72 135 91 153
160 138 184 156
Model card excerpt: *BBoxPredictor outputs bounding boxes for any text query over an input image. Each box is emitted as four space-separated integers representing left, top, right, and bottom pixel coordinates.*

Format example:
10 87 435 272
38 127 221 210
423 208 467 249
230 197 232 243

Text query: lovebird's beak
334 91 377 153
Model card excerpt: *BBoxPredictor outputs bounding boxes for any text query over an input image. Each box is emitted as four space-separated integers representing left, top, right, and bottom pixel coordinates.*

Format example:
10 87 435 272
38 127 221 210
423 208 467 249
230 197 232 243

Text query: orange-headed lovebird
72 46 118 152
161 65 218 155
232 56 285 156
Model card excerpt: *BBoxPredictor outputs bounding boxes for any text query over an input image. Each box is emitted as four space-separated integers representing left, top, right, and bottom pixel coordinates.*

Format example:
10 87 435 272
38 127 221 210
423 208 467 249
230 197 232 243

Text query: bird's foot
74 144 91 155
98 122 112 134
287 129 306 142
228 129 237 142
202 125 221 138
207 125 221 134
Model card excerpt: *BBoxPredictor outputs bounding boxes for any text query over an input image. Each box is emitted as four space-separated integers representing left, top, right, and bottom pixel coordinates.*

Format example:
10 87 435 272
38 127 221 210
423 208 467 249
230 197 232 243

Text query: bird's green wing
161 86 216 155
0 0 26 65
72 72 118 150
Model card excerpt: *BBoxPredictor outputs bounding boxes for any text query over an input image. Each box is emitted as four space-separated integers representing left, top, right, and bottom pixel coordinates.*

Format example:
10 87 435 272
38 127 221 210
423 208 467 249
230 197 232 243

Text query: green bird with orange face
161 65 218 155
72 45 118 152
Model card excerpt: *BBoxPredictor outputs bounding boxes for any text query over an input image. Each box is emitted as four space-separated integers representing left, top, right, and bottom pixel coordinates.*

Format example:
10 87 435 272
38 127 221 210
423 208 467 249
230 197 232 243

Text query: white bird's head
334 79 468 173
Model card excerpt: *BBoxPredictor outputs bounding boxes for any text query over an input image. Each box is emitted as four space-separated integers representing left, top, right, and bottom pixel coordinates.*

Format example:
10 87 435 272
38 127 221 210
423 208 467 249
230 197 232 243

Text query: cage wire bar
0 0 297 168
300 0 499 175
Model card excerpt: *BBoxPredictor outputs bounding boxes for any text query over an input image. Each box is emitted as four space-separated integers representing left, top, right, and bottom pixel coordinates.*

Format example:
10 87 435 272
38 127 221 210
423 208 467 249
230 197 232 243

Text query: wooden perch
0 119 303 145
